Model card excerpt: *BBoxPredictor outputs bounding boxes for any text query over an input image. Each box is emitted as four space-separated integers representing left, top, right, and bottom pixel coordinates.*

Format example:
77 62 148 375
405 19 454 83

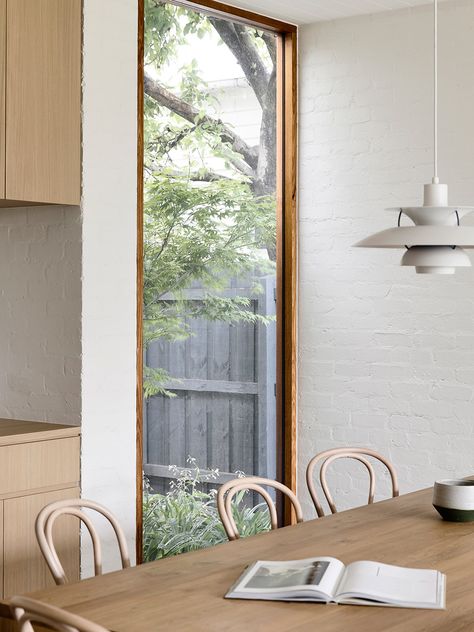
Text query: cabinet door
0 436 80 497
4 486 80 598
0 501 3 598
6 0 81 205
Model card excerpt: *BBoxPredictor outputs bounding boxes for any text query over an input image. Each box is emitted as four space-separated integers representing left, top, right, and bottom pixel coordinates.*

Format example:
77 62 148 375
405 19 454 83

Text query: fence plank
185 314 208 465
229 297 255 383
207 319 230 472
167 329 187 466
229 395 255 475
186 392 208 466
208 393 231 472
186 314 208 380
229 289 256 476
146 395 167 466
168 395 186 467
146 331 170 469
164 378 257 394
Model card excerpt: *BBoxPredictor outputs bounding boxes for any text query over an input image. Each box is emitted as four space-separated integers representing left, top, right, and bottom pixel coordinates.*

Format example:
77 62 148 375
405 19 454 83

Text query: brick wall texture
0 205 81 425
298 0 474 517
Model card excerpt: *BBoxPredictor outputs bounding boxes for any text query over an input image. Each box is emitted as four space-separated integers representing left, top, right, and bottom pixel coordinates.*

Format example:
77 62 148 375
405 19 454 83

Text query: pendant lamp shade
354 184 474 274
355 226 474 249
353 0 474 275
401 246 471 275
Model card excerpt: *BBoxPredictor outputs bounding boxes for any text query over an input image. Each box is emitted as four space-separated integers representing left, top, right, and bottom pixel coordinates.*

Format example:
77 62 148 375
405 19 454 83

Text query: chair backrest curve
306 447 399 517
11 595 110 632
217 476 303 540
35 498 130 585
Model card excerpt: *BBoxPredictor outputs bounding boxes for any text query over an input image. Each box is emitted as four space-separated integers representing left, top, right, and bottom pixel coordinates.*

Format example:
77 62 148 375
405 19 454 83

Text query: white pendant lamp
354 0 474 275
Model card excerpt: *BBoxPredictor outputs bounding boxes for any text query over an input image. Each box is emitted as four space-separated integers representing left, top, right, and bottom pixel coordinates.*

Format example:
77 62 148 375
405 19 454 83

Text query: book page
336 561 443 607
230 557 345 600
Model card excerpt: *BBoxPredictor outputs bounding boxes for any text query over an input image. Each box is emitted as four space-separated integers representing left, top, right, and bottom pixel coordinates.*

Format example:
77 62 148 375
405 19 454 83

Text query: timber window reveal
137 0 297 560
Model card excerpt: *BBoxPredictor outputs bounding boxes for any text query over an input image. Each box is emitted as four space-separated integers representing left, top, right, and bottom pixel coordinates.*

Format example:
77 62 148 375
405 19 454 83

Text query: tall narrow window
138 0 297 562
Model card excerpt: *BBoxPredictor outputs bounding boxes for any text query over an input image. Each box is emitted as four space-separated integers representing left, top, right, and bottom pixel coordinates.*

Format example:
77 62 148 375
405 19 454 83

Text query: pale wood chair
35 499 130 585
306 447 399 517
11 595 109 632
217 476 303 541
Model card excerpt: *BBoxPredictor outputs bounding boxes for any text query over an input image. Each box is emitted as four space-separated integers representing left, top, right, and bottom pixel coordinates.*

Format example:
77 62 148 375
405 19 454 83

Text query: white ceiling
228 0 440 25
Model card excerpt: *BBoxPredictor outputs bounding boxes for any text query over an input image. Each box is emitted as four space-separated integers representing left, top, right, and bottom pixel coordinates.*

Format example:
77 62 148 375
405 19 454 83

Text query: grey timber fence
143 274 277 494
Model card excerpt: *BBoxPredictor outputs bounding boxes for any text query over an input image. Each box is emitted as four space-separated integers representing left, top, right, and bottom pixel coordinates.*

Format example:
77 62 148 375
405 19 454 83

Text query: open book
226 557 446 609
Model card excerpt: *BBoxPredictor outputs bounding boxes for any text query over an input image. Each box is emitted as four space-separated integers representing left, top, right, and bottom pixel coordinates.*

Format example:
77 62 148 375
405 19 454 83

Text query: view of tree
143 0 277 397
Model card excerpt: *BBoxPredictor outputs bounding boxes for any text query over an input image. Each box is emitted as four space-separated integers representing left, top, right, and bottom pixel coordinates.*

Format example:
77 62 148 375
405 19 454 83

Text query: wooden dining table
24 485 474 631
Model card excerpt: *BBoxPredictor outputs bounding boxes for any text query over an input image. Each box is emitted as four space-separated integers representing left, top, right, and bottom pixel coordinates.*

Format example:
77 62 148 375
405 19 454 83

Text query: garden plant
143 459 271 561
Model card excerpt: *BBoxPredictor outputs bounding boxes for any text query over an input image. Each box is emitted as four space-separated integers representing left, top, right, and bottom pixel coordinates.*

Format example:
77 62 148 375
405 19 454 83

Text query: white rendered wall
82 0 137 572
0 206 81 425
298 0 474 517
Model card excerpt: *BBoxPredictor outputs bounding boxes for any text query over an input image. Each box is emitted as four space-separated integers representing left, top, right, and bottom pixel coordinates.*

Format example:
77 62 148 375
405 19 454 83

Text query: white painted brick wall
0 206 81 426
298 0 474 518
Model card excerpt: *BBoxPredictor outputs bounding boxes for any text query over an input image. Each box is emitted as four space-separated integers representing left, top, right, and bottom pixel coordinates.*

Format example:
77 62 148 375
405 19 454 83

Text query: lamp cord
433 0 438 184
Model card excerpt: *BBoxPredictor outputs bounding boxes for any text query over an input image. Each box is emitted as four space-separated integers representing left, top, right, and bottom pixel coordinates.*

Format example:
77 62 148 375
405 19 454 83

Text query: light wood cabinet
0 437 79 497
0 502 3 599
4 487 80 598
0 0 81 207
0 419 80 599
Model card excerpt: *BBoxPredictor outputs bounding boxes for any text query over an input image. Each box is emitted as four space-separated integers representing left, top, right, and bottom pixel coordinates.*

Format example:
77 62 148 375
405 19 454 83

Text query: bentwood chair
36 499 130 585
11 596 109 632
217 476 303 541
306 447 399 517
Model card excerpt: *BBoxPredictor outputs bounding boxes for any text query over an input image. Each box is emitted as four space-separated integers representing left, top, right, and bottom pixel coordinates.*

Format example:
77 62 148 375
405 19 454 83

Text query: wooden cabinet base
3 487 80 598
0 421 81 600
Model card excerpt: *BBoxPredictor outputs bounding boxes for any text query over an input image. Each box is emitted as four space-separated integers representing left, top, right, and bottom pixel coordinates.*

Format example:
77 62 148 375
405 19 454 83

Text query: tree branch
144 72 259 172
261 32 277 67
209 19 270 108
254 66 276 196
188 171 230 182
146 167 231 182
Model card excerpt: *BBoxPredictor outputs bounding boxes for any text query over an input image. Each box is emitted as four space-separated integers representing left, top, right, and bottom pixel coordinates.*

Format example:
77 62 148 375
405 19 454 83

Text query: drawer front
0 437 80 496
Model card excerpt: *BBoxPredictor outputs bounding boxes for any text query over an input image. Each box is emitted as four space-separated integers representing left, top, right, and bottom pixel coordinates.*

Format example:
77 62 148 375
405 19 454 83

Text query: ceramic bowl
433 479 474 522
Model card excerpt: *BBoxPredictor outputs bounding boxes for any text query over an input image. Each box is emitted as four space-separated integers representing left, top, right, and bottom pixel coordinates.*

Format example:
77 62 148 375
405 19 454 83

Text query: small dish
433 479 474 522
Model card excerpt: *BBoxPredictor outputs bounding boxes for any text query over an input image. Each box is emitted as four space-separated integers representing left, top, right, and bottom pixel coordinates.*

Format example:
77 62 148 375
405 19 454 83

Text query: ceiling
227 0 441 25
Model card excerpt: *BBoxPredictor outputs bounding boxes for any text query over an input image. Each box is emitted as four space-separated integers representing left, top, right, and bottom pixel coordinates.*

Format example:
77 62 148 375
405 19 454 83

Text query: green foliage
144 174 275 354
144 1 221 176
144 176 274 303
143 366 177 399
143 460 271 562
145 0 209 69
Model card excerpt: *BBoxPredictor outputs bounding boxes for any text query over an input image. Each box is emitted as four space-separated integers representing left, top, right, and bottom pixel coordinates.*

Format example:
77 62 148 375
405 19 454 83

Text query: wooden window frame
136 0 297 562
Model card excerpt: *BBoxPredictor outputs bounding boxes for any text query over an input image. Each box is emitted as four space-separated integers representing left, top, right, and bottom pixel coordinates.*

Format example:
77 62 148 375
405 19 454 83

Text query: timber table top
0 418 79 445
29 486 474 631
